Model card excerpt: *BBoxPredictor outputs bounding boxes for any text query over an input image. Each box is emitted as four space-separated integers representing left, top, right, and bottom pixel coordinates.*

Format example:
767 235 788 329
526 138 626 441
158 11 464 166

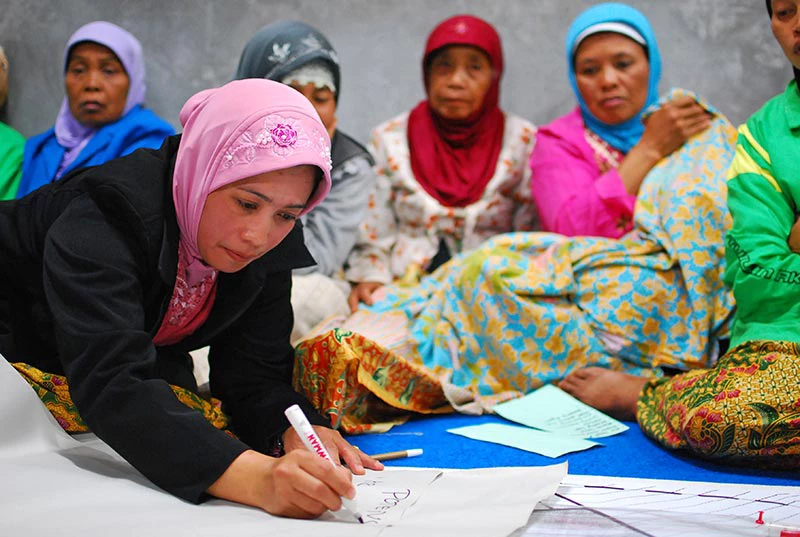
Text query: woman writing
16 21 173 197
0 79 380 517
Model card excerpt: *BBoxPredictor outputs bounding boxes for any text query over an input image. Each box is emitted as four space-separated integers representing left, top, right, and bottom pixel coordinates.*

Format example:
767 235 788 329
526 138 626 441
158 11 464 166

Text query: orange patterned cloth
293 329 452 433
11 362 231 434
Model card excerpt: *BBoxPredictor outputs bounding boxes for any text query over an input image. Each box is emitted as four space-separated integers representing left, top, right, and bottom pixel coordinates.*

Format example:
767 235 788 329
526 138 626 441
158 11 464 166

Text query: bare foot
559 367 649 421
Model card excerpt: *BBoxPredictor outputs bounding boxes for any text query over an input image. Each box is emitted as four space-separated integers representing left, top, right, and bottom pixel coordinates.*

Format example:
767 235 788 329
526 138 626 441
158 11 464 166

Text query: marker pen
284 404 363 524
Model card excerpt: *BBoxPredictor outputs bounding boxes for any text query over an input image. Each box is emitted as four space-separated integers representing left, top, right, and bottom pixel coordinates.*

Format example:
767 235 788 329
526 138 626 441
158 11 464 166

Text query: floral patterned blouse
345 111 538 284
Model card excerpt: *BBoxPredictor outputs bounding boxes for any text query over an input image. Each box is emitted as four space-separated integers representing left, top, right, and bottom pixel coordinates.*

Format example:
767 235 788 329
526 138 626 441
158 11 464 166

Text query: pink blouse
153 245 218 346
529 107 636 238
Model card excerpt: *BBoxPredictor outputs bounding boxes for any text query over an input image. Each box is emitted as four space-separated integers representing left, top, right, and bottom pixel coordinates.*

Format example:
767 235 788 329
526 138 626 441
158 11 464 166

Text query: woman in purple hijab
16 21 174 198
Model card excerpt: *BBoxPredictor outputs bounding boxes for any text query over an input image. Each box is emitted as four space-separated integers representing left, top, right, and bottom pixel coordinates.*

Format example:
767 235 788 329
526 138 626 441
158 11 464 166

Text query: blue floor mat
345 413 799 486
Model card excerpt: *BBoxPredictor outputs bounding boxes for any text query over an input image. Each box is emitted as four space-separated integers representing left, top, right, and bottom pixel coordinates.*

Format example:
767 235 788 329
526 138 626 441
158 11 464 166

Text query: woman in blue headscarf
530 3 710 238
17 21 174 198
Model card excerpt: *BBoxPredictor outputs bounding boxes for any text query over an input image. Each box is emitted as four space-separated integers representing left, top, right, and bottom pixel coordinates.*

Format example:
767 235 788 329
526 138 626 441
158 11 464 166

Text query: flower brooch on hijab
223 114 332 168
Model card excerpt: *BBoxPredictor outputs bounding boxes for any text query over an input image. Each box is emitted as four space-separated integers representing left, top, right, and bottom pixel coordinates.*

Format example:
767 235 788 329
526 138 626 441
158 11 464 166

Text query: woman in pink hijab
0 78 381 517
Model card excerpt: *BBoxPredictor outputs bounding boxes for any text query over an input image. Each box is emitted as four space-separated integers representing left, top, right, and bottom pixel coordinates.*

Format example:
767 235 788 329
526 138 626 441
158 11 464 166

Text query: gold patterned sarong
10 362 231 434
638 340 800 469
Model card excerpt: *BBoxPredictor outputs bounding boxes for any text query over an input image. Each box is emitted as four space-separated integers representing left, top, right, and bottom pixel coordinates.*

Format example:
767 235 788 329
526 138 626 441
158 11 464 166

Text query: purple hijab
54 21 146 174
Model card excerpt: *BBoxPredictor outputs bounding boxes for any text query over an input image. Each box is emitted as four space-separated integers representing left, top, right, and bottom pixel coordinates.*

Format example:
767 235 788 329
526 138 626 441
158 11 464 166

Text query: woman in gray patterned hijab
236 21 340 104
236 21 376 342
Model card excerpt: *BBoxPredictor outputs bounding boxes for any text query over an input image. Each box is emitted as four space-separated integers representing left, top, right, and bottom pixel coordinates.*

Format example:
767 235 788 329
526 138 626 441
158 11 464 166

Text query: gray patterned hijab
235 20 341 102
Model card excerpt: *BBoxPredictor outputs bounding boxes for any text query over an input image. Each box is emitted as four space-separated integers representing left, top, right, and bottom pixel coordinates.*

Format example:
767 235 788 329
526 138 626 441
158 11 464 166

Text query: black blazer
0 135 328 502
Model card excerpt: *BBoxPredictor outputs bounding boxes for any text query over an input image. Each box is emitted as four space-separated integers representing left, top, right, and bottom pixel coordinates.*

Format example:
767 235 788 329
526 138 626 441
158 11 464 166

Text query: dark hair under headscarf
234 20 340 102
766 0 800 87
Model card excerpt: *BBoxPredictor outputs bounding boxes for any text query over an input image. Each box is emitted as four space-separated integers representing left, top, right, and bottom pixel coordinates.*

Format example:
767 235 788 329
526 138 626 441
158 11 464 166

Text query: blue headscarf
565 3 661 153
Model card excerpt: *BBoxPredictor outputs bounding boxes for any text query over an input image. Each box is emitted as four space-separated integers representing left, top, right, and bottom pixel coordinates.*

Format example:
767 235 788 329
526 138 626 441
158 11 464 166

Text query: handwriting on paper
361 487 412 524
536 407 626 438
347 469 442 525
493 384 628 439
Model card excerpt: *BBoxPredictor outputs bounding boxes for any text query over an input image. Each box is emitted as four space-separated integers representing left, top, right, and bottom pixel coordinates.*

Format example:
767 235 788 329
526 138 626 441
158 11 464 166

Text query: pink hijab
173 78 333 285
153 79 332 345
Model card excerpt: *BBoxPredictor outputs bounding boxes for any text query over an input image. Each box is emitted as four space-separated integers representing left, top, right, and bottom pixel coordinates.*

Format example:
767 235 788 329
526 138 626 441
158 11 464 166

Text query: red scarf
407 15 506 208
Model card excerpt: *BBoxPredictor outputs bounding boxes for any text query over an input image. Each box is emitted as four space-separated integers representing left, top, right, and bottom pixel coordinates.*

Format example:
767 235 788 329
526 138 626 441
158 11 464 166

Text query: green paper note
448 423 599 458
493 384 629 439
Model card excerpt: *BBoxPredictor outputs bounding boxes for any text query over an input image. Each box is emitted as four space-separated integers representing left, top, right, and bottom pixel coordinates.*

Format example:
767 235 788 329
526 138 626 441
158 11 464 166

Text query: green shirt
0 122 24 200
725 81 800 346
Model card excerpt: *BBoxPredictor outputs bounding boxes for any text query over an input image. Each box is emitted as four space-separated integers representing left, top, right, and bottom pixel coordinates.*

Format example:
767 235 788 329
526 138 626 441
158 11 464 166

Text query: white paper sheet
0 356 566 537
520 474 800 537
379 464 568 537
325 469 443 524
0 354 80 457
556 474 800 525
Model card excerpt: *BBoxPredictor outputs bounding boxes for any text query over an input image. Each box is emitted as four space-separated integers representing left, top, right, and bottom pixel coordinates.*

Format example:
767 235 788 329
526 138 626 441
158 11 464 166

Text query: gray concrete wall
0 0 788 143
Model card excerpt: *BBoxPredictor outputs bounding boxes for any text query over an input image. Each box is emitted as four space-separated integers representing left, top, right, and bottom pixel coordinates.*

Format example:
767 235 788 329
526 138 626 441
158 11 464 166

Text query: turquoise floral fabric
355 90 737 406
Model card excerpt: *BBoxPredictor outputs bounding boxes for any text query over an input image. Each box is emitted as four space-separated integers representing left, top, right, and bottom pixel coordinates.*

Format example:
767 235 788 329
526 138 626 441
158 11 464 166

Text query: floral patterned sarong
10 362 231 434
294 329 452 434
295 91 738 430
638 340 800 469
